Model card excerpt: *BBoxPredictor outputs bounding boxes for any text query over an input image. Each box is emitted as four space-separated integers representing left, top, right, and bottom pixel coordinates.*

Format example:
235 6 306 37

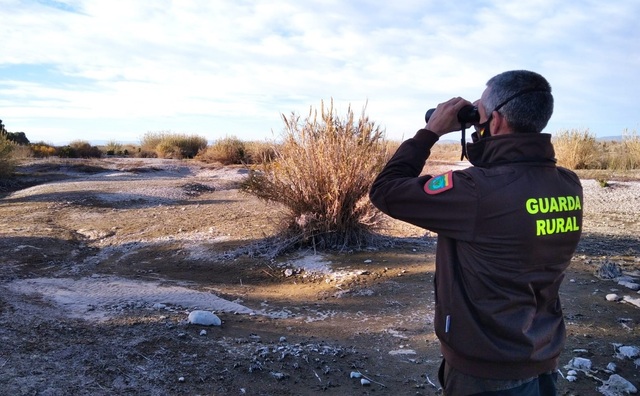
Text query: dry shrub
8 144 33 159
553 129 600 169
242 100 389 252
31 142 57 158
141 131 207 159
68 140 102 158
245 140 278 164
605 130 640 170
197 136 247 165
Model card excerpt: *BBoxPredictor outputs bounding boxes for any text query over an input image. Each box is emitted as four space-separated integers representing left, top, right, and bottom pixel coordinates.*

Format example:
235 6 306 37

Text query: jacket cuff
413 129 440 148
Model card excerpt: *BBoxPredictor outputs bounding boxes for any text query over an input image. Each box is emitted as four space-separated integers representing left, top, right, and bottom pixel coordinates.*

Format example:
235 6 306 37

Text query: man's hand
425 97 473 137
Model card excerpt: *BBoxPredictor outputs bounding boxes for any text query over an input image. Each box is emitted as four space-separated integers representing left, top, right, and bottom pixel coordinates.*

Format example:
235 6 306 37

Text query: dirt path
0 158 638 395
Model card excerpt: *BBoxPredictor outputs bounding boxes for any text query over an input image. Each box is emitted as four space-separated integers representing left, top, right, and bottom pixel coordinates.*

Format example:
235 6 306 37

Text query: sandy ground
0 157 639 396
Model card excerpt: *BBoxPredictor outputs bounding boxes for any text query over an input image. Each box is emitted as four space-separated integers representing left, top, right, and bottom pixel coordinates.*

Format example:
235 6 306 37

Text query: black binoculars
425 105 480 124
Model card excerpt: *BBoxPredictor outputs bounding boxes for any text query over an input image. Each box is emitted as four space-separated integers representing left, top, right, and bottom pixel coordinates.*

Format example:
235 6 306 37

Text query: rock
199 330 207 336
178 376 185 382
567 370 578 376
623 296 640 308
350 371 362 379
270 372 286 380
606 294 622 302
566 357 592 371
284 268 294 277
618 280 640 291
187 310 221 326
279 336 287 343
389 349 417 356
606 362 617 372
566 375 577 382
598 374 637 395
361 378 371 386
616 345 640 359
153 303 167 309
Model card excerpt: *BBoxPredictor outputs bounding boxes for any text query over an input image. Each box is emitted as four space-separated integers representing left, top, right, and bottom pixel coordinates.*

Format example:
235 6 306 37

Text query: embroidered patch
424 171 454 195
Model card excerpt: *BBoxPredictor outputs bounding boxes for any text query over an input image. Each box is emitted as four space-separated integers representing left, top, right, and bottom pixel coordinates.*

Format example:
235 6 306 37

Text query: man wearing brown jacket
369 70 583 395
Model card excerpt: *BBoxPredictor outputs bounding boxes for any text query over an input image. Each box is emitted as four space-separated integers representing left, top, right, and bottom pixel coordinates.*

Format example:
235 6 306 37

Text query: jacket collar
466 132 556 167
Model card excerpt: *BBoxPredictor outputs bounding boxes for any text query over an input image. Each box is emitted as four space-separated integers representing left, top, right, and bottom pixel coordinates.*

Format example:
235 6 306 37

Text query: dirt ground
0 157 639 396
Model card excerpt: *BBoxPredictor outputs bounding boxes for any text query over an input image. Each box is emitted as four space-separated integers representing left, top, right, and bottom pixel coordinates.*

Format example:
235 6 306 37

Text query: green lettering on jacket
526 195 581 236
525 195 582 214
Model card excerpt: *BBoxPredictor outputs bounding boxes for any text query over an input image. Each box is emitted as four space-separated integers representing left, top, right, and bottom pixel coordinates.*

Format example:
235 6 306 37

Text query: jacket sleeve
369 129 478 240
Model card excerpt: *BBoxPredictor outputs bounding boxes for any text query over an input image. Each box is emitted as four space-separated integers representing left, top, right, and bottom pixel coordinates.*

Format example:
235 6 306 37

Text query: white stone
606 294 622 302
606 362 617 372
567 357 592 370
284 268 293 277
199 330 207 336
389 349 417 356
567 370 578 376
350 371 362 379
618 281 640 291
598 374 637 394
361 378 371 386
623 295 640 308
187 310 221 326
616 345 640 359
153 303 167 309
566 375 577 382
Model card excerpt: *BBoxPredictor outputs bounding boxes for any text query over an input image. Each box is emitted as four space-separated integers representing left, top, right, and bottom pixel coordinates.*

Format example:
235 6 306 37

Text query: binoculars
425 105 480 124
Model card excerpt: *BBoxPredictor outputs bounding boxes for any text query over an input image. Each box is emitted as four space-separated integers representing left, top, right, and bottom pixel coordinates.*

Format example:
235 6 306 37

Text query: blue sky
1 0 638 144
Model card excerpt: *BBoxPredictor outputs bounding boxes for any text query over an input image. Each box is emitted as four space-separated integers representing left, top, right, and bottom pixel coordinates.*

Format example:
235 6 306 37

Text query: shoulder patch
424 171 454 195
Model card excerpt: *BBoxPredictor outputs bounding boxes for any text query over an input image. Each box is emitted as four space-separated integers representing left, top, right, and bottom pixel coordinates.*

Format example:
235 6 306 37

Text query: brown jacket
369 129 583 379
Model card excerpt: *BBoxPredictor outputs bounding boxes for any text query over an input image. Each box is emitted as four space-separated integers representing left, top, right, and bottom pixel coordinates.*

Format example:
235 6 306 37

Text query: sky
1 0 639 145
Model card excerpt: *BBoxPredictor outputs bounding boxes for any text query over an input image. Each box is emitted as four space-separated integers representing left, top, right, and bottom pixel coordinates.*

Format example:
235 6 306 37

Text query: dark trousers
439 360 558 396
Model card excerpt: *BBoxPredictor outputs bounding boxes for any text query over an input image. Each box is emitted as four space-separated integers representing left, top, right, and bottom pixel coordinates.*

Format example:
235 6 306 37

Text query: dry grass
242 100 389 251
553 129 600 169
603 130 640 170
197 136 248 165
553 129 640 171
140 131 207 159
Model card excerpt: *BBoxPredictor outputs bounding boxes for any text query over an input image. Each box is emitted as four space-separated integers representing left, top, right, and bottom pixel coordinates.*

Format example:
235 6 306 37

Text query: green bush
0 135 15 178
242 100 389 252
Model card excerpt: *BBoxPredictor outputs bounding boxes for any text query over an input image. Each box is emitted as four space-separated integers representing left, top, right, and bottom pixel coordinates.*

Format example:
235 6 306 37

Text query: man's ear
490 111 511 135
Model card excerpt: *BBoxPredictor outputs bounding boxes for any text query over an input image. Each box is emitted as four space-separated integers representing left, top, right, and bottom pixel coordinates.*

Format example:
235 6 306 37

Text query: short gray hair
483 70 553 133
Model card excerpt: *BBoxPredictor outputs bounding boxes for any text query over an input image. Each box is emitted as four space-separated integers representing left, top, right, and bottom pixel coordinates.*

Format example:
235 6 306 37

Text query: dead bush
242 100 389 252
141 131 207 159
605 130 640 170
553 129 600 169
198 136 247 165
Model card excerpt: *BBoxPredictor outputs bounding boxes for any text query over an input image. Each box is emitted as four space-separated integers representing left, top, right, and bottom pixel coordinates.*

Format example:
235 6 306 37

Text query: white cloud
1 0 639 143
